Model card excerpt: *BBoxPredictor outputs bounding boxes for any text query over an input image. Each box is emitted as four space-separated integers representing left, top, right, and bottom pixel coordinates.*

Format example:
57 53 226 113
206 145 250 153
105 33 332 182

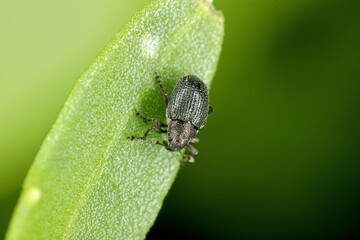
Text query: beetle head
167 120 197 151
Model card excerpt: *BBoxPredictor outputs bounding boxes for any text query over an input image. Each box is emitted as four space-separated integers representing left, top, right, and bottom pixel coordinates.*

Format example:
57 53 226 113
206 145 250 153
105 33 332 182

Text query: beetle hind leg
208 106 215 115
155 72 169 106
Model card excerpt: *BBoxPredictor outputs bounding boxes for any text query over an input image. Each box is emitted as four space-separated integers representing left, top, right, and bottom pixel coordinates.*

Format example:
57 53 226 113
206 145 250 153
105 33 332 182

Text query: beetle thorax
167 120 197 151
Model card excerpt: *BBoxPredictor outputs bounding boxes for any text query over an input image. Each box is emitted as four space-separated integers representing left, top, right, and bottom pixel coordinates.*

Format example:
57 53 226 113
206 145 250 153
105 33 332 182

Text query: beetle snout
168 137 187 151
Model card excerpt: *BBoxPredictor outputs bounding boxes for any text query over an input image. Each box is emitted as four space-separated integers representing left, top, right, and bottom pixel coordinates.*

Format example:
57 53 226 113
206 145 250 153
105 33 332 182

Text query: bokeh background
1 0 360 239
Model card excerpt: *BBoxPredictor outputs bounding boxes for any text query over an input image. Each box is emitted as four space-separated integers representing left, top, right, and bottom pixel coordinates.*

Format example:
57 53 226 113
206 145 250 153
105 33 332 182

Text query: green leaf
6 0 224 239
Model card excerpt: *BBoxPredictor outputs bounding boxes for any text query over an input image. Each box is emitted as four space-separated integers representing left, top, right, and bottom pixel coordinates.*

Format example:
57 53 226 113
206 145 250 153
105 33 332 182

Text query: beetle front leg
180 154 195 165
151 139 195 165
189 138 199 143
180 145 198 165
185 144 198 156
128 126 167 141
134 109 167 127
155 72 169 106
151 138 171 150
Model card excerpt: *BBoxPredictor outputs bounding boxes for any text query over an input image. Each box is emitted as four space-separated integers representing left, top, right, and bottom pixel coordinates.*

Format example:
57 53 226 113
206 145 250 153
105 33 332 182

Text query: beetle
128 72 214 164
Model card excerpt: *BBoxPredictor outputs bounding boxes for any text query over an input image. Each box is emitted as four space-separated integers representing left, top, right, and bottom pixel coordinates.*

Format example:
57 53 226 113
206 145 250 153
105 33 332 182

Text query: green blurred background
1 0 360 239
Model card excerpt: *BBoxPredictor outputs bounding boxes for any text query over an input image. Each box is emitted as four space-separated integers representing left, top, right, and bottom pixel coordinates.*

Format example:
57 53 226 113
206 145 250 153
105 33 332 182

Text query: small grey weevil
128 72 214 164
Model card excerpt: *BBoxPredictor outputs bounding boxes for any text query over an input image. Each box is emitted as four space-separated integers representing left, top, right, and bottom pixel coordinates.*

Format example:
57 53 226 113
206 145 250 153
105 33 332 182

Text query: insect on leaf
6 0 224 239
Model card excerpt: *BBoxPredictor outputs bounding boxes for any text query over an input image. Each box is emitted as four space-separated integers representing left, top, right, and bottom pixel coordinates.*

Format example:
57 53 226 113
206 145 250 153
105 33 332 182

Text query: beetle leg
178 151 195 164
151 139 171 149
155 72 169 106
180 154 195 165
185 144 198 156
134 109 167 127
180 145 198 165
189 138 200 143
151 139 194 165
128 126 167 141
208 106 215 115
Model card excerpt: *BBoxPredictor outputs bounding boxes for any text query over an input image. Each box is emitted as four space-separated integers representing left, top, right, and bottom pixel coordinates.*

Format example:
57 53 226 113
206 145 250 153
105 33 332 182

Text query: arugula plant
6 0 224 239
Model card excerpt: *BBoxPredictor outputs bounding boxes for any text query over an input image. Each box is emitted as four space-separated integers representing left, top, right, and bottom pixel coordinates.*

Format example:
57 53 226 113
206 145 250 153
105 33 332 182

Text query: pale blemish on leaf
141 32 160 59
23 187 41 206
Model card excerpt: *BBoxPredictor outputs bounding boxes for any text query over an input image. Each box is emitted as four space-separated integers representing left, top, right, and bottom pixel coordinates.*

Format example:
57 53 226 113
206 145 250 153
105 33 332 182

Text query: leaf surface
6 0 224 239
